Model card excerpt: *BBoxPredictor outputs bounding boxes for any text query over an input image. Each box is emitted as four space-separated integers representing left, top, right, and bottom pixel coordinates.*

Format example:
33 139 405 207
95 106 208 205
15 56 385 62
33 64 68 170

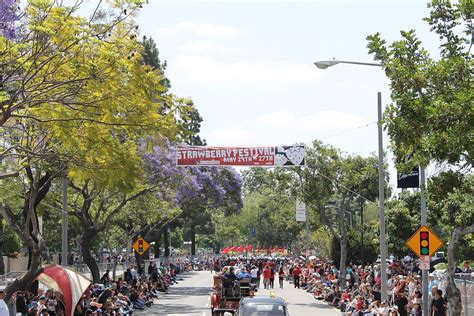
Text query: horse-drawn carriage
210 272 256 315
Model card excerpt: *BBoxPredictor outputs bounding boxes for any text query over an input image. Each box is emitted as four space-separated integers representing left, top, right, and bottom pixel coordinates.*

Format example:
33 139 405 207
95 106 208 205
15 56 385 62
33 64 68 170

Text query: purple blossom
141 139 243 213
0 0 19 40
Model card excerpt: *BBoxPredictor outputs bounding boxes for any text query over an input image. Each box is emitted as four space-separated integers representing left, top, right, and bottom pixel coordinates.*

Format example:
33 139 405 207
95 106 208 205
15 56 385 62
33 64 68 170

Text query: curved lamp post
314 59 389 303
314 59 382 69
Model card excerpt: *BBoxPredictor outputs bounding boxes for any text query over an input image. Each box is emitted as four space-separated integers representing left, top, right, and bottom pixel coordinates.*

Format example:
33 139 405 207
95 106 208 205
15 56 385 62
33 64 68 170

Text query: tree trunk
190 223 196 256
154 235 161 259
338 200 348 289
446 225 474 316
112 248 118 281
81 228 100 283
1 171 52 303
214 241 221 255
164 228 170 257
4 241 43 302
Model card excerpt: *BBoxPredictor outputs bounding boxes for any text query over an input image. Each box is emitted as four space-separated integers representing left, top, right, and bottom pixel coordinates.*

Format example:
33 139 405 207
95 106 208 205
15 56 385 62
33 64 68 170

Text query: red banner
176 145 305 167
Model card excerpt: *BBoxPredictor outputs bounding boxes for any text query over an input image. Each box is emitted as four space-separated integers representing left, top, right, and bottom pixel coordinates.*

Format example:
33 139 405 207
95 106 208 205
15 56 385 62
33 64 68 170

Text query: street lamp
313 59 382 69
314 59 389 302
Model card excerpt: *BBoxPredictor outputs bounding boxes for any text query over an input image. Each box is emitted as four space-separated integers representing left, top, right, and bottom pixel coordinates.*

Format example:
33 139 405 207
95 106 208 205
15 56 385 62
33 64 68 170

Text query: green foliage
2 222 23 256
428 172 474 259
366 0 473 169
141 36 170 88
385 192 421 257
310 227 332 258
384 173 473 260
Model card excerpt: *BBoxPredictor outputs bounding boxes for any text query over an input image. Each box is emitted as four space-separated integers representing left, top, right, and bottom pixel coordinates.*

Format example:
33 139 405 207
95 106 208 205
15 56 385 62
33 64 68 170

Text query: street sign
296 199 306 222
397 167 420 188
296 210 306 222
133 237 150 256
406 225 443 257
296 200 306 211
420 255 430 270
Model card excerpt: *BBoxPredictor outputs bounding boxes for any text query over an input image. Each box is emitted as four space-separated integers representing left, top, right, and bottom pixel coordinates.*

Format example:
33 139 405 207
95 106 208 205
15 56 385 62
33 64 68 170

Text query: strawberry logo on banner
275 146 305 166
176 145 305 167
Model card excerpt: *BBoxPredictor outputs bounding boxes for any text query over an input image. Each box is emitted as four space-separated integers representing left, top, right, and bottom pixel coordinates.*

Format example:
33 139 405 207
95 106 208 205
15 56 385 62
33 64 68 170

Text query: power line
315 170 377 205
320 121 377 141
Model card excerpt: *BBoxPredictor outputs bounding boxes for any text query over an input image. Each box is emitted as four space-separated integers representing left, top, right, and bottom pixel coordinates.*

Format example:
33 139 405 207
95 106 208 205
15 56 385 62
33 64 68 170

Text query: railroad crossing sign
406 225 443 258
133 237 150 256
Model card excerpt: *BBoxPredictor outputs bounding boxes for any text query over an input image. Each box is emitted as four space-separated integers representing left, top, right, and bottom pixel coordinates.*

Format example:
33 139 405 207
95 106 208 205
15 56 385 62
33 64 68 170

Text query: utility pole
61 171 68 266
305 210 310 255
420 167 429 316
168 226 172 258
360 196 364 265
377 92 388 302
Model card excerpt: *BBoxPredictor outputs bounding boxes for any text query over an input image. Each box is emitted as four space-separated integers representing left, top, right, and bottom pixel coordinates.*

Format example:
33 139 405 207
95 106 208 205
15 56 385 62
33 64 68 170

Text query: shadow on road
143 303 207 315
289 302 338 310
169 286 211 296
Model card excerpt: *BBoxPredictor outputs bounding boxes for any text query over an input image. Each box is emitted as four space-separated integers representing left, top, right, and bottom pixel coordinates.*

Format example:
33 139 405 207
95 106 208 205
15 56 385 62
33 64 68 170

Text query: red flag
229 246 237 252
238 245 245 252
221 246 230 254
278 246 286 253
246 245 254 251
273 246 279 252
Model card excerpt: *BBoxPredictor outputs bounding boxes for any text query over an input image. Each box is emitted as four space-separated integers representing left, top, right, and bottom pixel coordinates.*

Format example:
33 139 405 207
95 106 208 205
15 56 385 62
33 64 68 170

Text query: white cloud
158 21 241 38
204 128 257 146
181 40 236 53
172 55 320 84
257 111 366 132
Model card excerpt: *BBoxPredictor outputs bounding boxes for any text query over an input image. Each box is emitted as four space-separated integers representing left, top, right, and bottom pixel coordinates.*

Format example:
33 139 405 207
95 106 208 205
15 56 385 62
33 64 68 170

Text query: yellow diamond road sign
406 225 443 258
133 237 150 256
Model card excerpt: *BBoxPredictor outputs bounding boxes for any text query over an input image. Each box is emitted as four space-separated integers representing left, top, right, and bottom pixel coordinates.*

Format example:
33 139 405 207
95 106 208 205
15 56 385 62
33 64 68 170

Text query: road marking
205 303 209 308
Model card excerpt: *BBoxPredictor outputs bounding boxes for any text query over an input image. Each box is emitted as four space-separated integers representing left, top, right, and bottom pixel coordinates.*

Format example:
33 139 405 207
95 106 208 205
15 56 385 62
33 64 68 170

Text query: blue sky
135 0 440 186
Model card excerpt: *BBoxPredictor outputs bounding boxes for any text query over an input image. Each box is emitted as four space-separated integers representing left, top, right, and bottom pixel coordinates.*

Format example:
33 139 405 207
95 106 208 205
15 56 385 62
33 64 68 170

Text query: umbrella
309 255 317 260
37 265 91 316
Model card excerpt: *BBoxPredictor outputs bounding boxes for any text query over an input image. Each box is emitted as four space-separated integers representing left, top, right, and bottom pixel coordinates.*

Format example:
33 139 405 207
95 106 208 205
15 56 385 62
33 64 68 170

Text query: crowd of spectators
9 260 191 316
285 257 453 316
212 255 470 316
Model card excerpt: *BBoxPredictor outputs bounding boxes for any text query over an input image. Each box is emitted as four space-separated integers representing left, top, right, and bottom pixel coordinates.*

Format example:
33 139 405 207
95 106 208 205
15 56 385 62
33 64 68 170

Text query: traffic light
420 231 429 255
138 239 144 253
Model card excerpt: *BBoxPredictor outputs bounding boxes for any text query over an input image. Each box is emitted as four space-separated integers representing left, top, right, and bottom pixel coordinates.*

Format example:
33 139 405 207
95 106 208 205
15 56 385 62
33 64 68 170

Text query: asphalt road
139 271 340 316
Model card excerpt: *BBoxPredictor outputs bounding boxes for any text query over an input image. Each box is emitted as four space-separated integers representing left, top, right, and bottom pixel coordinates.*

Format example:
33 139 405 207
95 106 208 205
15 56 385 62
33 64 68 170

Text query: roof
241 296 287 305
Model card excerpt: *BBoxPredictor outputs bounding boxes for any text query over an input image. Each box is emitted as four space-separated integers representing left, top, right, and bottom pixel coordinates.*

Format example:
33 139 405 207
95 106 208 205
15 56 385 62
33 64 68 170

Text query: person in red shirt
278 268 285 289
269 268 275 289
262 266 272 289
292 265 302 288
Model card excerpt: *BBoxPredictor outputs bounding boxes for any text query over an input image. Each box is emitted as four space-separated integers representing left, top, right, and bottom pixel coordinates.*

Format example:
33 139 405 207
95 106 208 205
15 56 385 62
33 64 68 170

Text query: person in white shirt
250 266 260 289
377 301 391 316
0 289 9 316
130 266 138 281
